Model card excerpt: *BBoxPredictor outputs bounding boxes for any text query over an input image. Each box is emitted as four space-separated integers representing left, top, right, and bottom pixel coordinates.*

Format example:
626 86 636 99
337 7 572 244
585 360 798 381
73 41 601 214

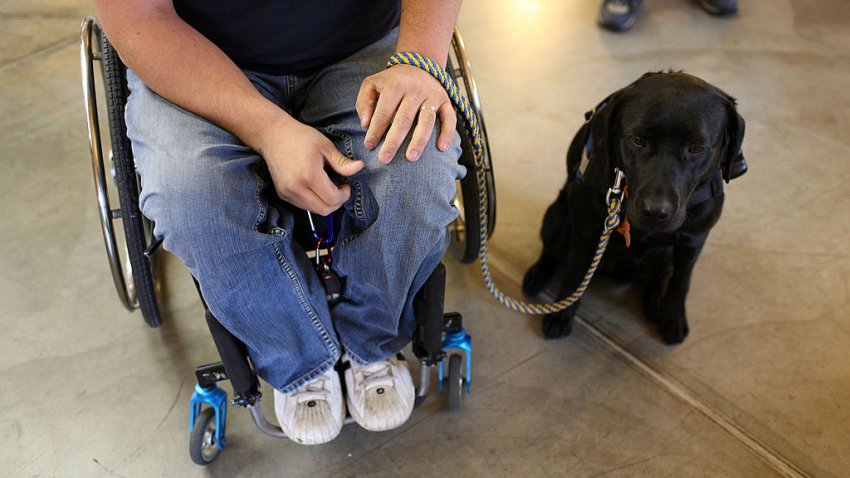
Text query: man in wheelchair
94 0 465 445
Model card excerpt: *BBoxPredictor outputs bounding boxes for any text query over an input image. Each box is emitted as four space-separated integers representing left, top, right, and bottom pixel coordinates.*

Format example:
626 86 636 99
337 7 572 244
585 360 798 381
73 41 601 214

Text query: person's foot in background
598 0 642 32
699 0 738 16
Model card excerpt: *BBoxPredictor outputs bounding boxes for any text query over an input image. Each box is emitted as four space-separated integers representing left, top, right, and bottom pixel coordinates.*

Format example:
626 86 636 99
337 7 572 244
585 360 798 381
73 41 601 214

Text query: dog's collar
688 171 724 207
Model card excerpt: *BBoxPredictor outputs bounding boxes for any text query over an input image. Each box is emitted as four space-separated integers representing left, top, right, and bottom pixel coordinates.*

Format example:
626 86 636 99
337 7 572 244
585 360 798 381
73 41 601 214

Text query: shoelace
295 374 330 404
355 362 395 393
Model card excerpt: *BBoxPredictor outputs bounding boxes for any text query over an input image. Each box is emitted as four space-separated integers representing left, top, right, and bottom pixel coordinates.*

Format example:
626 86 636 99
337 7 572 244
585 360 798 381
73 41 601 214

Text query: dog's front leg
654 237 707 344
541 227 599 339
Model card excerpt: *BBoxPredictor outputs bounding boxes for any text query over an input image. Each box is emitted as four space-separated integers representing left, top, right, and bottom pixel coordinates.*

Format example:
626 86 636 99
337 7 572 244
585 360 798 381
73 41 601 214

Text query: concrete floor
2 0 848 476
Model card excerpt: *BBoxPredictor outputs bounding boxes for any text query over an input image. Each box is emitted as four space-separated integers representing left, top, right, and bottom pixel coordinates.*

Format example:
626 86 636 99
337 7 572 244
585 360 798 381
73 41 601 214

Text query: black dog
522 71 746 344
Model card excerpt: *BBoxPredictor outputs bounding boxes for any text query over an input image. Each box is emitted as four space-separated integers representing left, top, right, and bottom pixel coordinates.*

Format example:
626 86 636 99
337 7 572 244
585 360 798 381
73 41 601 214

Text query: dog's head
583 72 745 232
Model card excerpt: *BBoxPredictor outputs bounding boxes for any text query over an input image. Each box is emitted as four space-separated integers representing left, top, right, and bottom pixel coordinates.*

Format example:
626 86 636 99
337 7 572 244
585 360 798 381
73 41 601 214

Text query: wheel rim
81 18 136 312
201 422 219 462
450 28 497 240
82 18 161 312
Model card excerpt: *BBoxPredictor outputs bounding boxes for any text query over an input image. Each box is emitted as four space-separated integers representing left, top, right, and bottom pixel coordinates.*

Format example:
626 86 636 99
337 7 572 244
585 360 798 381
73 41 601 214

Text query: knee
134 142 268 269
126 73 268 261
137 155 219 259
370 132 465 224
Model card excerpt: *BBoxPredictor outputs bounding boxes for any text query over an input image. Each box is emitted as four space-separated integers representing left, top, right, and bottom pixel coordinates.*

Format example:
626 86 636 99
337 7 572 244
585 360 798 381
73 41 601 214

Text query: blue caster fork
188 364 230 465
439 312 472 411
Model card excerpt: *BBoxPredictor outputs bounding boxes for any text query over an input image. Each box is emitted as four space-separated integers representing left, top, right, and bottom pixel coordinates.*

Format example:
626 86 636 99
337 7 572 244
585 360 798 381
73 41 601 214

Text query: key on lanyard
308 212 342 305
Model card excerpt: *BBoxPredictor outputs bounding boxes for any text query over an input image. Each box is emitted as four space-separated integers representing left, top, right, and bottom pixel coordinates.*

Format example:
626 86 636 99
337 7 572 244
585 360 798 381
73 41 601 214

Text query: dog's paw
522 260 556 297
657 318 689 345
542 310 574 339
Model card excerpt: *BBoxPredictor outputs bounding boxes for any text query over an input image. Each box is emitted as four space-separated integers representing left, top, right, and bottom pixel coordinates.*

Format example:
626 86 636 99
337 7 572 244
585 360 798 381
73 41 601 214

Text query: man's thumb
326 149 365 177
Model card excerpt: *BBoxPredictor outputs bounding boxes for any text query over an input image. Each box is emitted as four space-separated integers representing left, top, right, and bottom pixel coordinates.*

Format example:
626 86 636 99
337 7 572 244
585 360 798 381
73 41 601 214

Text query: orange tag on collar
617 218 631 248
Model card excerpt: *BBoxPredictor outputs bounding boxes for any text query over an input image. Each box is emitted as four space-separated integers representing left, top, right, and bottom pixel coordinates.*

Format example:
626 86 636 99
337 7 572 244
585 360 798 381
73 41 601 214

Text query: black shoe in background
598 0 642 32
699 0 738 16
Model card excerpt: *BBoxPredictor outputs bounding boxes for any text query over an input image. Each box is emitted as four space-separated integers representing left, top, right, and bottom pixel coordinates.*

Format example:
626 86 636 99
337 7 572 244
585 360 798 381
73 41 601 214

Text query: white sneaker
343 353 415 432
273 367 345 445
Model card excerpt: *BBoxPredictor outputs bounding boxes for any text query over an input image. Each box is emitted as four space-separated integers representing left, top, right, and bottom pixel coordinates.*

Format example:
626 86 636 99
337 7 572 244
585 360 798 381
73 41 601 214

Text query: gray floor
2 0 849 477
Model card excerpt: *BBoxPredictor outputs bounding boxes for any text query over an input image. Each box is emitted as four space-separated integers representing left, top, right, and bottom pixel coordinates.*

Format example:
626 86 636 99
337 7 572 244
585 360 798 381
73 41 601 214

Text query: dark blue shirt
174 0 401 75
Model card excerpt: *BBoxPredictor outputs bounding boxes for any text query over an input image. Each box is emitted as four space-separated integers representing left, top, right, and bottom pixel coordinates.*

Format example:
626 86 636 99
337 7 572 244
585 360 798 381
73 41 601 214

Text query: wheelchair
80 17 496 465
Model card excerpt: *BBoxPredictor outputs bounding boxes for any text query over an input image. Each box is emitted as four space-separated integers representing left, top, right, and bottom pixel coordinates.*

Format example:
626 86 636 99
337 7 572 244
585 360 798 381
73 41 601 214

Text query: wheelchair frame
80 16 492 465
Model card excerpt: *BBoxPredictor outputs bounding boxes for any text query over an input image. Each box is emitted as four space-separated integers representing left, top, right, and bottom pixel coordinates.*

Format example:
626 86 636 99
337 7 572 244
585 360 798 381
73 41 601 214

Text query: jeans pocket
322 126 378 244
339 177 378 247
252 164 295 239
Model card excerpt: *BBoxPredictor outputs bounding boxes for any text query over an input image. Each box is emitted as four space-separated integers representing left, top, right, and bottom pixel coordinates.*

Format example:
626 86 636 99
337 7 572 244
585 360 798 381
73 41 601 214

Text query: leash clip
606 168 626 204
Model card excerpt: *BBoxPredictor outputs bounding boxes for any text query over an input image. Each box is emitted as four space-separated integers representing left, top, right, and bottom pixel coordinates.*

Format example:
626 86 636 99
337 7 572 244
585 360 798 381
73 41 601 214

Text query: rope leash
387 52 624 315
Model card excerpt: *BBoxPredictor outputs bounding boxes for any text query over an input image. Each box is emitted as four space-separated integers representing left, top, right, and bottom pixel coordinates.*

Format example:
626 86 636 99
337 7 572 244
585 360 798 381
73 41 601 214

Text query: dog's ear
584 91 623 190
722 95 747 182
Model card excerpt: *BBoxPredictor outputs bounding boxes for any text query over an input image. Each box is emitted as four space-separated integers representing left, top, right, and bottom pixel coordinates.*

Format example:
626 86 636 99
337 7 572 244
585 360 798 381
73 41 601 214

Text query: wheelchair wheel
189 407 221 466
448 29 497 263
446 353 464 411
81 18 161 327
101 33 162 327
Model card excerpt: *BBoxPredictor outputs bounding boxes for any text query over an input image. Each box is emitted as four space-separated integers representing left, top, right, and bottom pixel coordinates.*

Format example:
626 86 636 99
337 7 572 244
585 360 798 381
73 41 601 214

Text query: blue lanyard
306 212 334 245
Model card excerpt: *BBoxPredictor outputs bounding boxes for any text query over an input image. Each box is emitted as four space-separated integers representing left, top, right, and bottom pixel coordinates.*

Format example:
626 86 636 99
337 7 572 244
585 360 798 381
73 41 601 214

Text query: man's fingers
313 147 364 212
355 80 379 128
437 102 457 151
308 169 349 210
378 98 420 164
286 183 337 217
324 148 365 177
407 102 440 161
364 89 402 152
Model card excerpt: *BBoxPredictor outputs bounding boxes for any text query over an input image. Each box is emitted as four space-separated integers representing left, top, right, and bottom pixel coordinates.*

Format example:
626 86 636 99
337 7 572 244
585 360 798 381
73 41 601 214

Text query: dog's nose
640 200 672 221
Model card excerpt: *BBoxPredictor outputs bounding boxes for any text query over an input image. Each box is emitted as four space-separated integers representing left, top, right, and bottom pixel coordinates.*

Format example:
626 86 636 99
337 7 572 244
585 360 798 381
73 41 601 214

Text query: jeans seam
252 169 267 232
272 242 338 355
343 348 370 366
340 234 360 247
354 184 364 220
350 179 366 221
324 125 354 158
323 125 366 222
279 355 338 393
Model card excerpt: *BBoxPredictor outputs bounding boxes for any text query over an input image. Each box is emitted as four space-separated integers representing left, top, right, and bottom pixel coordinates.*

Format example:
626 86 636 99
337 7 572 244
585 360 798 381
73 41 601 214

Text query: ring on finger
419 104 439 114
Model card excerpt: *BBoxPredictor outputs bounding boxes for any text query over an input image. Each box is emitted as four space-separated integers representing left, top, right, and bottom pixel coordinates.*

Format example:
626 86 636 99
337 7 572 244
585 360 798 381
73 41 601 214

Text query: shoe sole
699 0 737 16
280 406 345 445
598 12 638 32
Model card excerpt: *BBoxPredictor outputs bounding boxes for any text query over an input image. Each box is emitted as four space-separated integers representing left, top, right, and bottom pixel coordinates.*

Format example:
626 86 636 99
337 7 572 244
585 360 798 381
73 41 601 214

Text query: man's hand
356 64 456 164
258 116 365 216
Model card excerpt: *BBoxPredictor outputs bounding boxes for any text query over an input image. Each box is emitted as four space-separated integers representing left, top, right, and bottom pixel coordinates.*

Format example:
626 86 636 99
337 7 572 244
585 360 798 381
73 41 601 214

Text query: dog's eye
630 136 645 147
688 146 705 154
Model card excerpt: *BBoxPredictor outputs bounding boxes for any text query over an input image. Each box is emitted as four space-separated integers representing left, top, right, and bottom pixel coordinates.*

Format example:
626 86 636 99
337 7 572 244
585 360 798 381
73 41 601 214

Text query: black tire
189 407 221 466
101 35 161 327
446 353 464 411
450 131 481 264
447 57 497 264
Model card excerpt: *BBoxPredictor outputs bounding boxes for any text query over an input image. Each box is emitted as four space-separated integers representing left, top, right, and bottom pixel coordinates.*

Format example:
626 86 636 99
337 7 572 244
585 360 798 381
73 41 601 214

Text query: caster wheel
446 353 464 411
189 407 221 465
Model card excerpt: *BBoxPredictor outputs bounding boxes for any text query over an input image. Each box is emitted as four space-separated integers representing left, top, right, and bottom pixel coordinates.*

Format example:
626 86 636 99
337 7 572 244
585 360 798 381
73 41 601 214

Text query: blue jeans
125 28 464 393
